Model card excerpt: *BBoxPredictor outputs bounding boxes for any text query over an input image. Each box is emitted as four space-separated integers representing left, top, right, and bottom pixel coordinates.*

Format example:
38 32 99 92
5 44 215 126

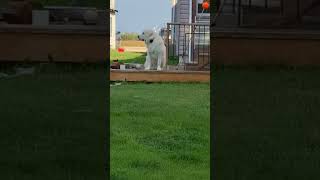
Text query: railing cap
167 22 210 26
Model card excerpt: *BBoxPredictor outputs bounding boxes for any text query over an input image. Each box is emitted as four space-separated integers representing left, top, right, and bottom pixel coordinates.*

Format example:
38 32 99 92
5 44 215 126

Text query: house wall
110 0 116 49
171 0 192 55
172 0 210 23
195 0 210 23
171 0 210 56
173 0 191 23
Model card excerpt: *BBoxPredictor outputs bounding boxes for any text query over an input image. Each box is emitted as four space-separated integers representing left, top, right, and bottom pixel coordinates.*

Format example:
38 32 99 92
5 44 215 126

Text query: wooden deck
110 69 210 82
0 24 107 62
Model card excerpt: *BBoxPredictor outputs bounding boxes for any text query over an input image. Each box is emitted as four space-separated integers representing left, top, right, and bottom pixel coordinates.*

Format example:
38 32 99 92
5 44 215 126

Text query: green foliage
120 33 139 41
168 56 179 65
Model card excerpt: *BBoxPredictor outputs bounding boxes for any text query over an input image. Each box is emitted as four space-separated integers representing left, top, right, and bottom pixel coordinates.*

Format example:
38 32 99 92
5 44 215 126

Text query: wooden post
238 0 242 26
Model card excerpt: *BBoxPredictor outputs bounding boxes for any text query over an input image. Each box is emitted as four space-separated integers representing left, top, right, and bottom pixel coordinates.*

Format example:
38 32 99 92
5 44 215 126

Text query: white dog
138 29 167 70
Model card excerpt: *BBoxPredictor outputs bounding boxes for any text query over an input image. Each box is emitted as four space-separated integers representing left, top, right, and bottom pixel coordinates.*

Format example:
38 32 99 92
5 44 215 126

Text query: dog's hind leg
157 48 167 71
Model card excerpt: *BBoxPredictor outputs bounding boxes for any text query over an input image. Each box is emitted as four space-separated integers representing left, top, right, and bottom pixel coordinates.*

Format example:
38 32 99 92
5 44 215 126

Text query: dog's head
138 29 156 44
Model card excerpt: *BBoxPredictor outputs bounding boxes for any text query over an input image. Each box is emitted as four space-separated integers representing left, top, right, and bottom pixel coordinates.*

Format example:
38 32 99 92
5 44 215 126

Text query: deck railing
166 22 210 71
216 0 320 28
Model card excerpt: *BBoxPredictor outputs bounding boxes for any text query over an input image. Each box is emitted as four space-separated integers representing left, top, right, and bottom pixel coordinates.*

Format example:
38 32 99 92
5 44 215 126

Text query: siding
173 0 191 55
178 0 190 23
171 0 210 58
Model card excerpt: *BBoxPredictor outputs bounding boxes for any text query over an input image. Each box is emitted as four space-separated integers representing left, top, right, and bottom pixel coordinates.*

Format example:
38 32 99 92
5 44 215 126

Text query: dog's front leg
144 54 151 70
157 54 164 71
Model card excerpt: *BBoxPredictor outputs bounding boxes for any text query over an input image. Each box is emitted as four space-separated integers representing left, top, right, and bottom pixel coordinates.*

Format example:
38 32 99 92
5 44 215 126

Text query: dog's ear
145 30 153 38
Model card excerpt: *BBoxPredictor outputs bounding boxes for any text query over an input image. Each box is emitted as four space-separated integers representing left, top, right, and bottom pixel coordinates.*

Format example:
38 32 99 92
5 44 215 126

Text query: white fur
138 29 167 70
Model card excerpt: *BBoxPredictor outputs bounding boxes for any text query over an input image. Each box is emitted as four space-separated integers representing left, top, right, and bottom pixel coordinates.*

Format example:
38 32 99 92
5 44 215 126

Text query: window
197 0 210 14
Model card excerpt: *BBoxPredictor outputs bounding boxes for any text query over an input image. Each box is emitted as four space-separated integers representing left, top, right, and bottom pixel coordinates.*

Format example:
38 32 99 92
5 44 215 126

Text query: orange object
118 48 125 53
202 1 209 10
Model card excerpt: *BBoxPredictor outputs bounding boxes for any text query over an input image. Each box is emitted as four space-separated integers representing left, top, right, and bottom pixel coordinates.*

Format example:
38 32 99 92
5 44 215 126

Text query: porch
215 0 320 28
166 22 210 71
212 0 320 65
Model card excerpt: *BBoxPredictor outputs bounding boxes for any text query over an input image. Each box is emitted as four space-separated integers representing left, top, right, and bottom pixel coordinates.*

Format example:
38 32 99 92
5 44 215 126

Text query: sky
115 0 172 33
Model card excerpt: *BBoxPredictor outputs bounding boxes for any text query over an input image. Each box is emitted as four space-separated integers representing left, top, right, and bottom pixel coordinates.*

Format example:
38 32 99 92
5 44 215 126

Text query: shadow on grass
0 62 107 178
212 66 320 180
0 62 107 76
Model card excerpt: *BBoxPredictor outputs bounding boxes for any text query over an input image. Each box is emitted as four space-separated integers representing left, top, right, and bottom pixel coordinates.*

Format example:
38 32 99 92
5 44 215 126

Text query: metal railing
218 0 284 14
216 0 320 28
166 22 210 71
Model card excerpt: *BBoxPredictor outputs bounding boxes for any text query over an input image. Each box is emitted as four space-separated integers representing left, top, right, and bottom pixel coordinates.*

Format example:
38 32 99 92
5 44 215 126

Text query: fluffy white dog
138 29 167 70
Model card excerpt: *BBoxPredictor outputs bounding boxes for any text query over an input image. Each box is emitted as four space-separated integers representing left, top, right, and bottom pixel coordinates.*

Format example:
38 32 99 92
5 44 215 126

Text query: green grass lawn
110 49 179 66
110 49 146 64
111 83 210 179
0 64 107 179
3 62 319 179
213 66 320 179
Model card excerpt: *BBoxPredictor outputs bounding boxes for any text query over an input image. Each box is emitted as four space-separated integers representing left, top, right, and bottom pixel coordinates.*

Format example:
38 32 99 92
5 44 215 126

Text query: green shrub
120 33 139 41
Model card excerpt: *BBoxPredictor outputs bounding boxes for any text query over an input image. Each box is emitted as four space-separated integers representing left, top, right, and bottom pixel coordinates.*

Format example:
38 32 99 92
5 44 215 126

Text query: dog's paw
157 67 162 71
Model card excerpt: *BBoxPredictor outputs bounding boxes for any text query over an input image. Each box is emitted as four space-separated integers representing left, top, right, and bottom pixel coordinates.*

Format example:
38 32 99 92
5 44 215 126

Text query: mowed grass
0 64 107 179
213 66 320 179
110 49 179 66
110 49 146 64
111 83 210 179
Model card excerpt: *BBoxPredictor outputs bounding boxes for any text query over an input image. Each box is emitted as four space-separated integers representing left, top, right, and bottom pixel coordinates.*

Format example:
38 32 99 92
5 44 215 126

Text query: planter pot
32 10 49 25
120 64 126 70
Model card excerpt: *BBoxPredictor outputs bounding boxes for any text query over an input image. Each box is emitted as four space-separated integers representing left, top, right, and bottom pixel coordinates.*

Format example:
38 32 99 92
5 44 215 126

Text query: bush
120 33 139 41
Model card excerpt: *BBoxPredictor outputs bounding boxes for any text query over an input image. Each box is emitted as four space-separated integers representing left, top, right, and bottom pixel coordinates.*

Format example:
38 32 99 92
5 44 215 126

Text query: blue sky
115 0 172 33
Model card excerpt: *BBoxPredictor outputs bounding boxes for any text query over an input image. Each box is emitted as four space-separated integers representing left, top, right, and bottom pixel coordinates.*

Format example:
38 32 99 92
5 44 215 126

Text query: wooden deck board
110 69 210 82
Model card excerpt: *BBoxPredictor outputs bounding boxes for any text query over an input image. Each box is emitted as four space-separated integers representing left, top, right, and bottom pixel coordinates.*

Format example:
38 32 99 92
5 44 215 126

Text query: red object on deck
118 48 125 53
202 1 209 10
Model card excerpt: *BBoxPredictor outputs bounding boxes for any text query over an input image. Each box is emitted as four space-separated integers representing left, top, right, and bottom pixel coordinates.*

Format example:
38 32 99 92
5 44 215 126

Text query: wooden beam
110 69 210 83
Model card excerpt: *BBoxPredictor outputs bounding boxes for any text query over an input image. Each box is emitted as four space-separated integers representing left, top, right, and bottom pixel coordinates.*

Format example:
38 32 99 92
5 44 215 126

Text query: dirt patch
120 40 146 47
122 47 147 53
